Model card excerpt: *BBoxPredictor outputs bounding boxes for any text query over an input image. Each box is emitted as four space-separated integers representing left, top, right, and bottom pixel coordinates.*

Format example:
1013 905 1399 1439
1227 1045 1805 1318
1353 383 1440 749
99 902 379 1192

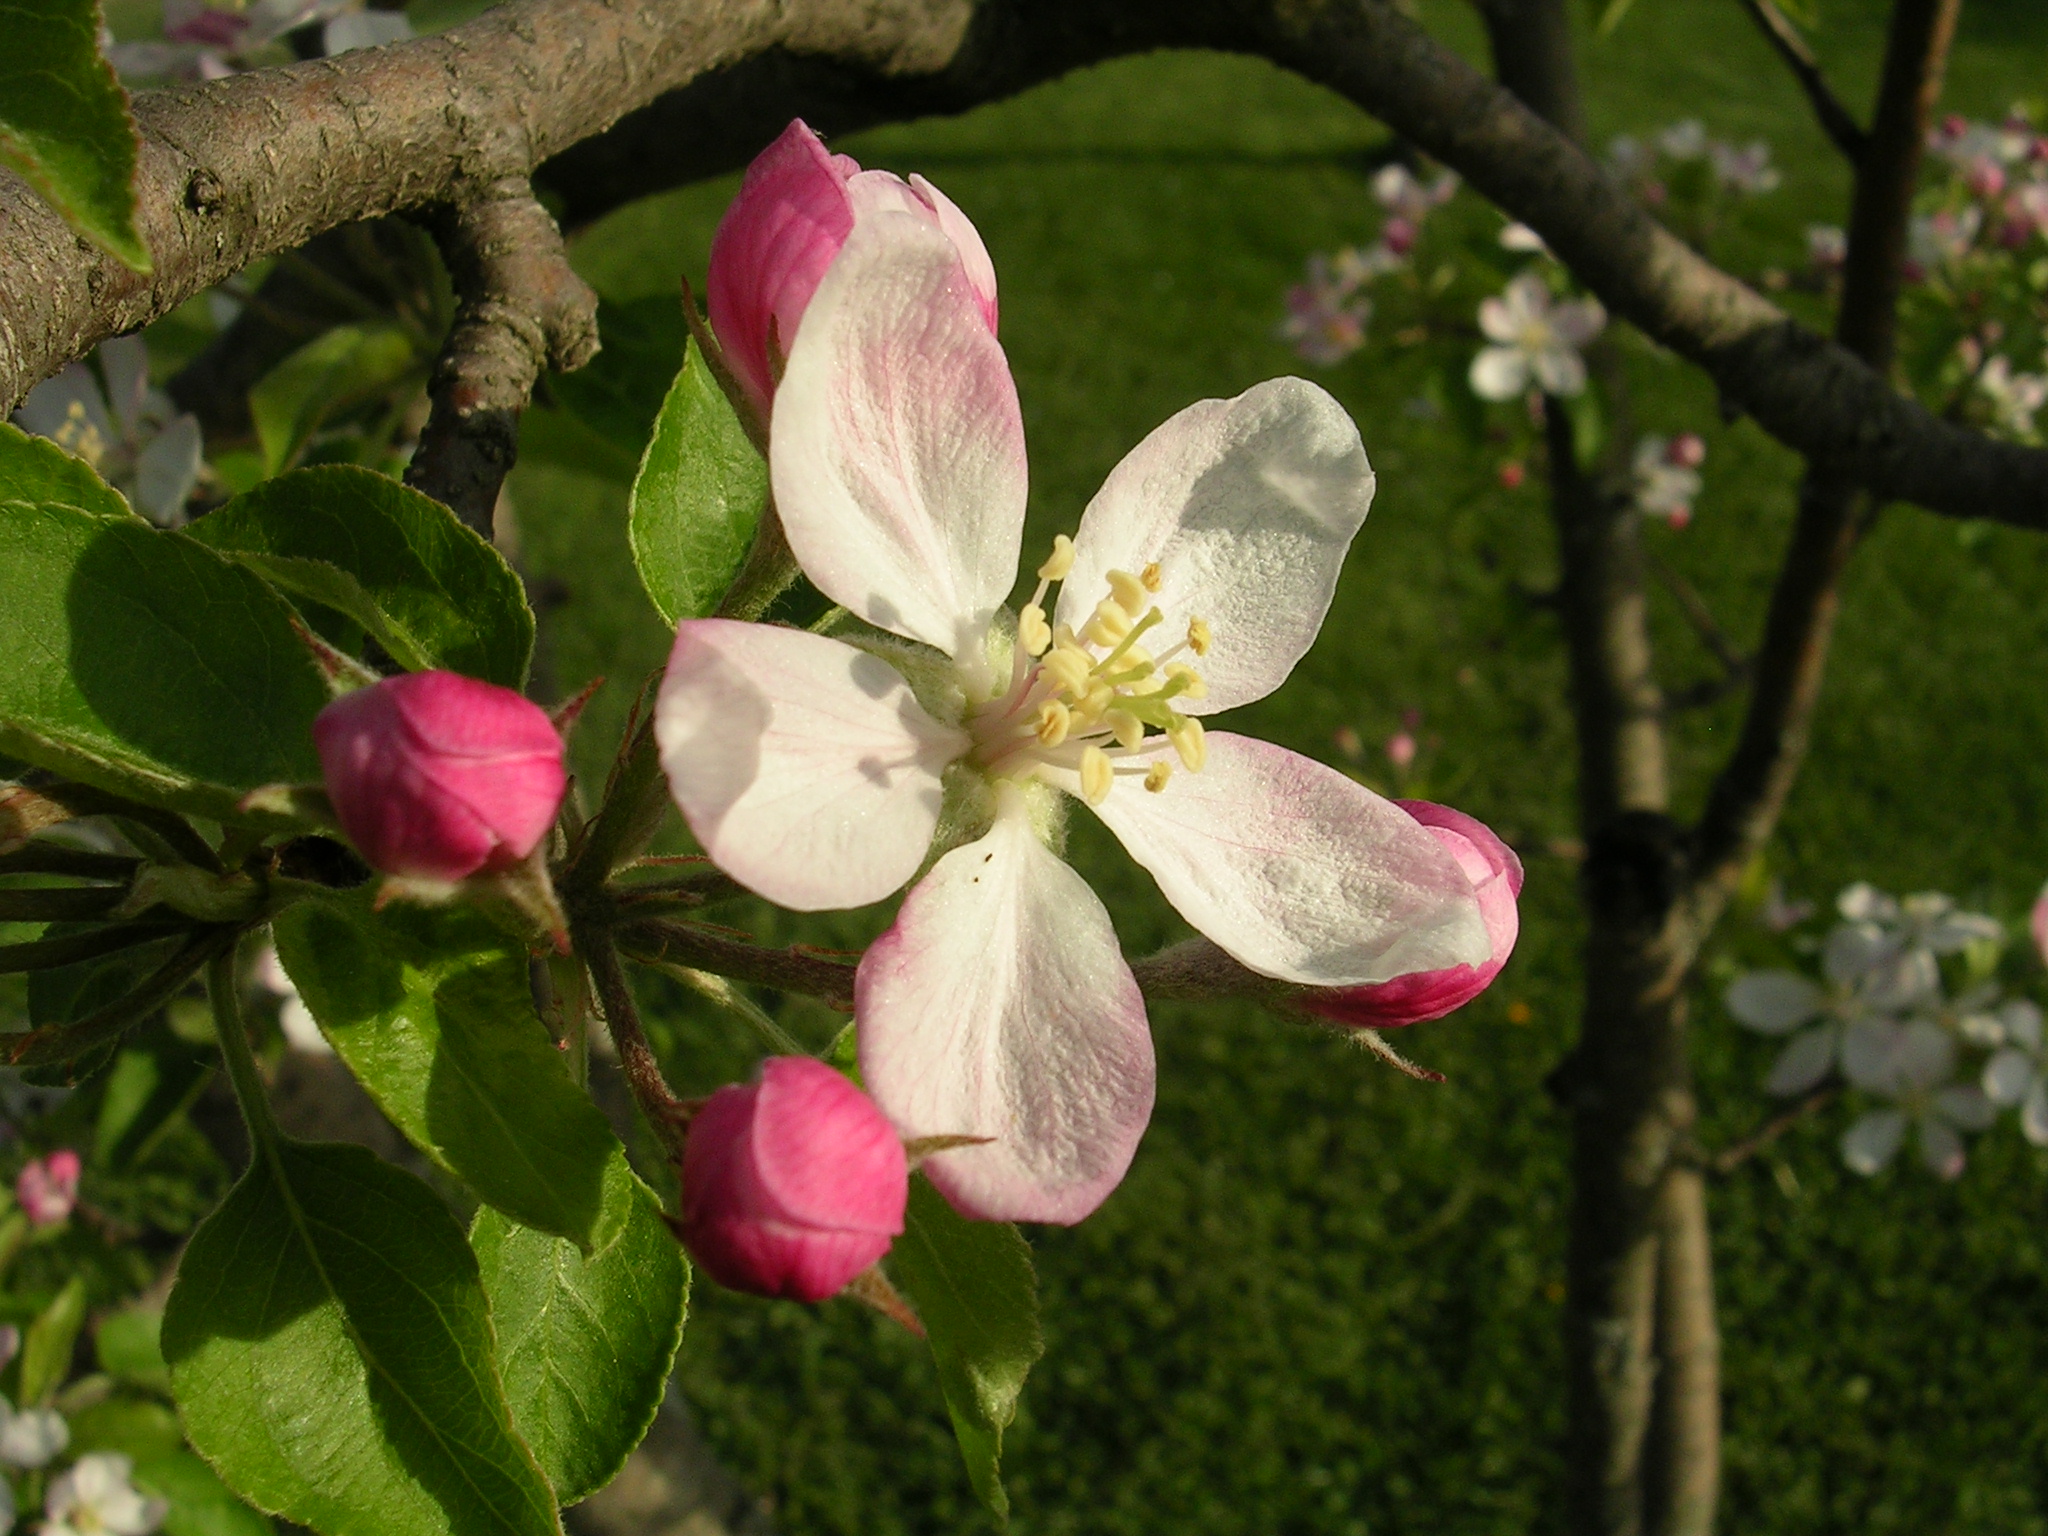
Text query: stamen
1019 603 1052 657
1186 616 1213 657
1080 745 1114 804
1036 700 1071 747
1043 646 1094 697
1141 562 1163 593
1167 713 1207 771
1165 662 1208 700
1093 608 1163 676
1038 535 1076 582
1105 709 1144 751
1107 568 1150 615
1081 599 1133 649
1144 761 1173 793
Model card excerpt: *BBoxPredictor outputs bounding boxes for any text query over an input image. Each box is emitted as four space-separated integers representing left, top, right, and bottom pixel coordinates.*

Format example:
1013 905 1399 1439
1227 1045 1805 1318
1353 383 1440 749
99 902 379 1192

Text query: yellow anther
1037 534 1076 582
1144 760 1174 793
1106 709 1144 751
1107 568 1150 615
1165 662 1208 700
1080 745 1114 805
1018 603 1052 657
1035 699 1071 747
1076 681 1114 723
1082 599 1133 649
1167 713 1207 772
1186 616 1213 657
1141 562 1164 593
1042 646 1094 697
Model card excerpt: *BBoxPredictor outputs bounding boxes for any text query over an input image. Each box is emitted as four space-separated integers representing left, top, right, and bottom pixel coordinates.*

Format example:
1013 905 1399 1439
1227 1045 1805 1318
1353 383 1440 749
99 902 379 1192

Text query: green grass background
510 1 2048 1529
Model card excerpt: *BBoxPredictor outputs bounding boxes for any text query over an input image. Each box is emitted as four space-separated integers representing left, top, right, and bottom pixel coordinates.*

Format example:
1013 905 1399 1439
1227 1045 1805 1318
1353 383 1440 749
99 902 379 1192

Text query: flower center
53 399 106 470
965 534 1212 804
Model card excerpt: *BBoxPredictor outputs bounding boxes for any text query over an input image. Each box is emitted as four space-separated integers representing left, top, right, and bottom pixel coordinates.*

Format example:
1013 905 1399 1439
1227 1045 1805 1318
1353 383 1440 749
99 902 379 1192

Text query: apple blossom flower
12 337 203 527
1976 355 2048 441
1384 730 1418 773
1907 206 1983 276
1725 921 1934 1098
1469 274 1606 401
105 0 405 81
15 1149 80 1227
1836 883 2001 987
0 1399 69 1469
1298 801 1522 1029
706 119 998 423
1632 434 1705 525
656 212 1489 1222
44 1452 166 1536
1370 164 1458 254
1806 224 1848 273
1278 255 1371 366
677 1057 908 1302
313 671 566 885
1709 139 1780 195
1838 1019 1995 1178
1658 120 1708 160
1980 999 2048 1144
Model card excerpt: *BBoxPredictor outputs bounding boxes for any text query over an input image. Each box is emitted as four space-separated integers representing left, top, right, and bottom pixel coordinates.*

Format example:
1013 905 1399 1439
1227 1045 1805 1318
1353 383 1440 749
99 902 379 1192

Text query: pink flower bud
1666 432 1707 469
313 671 566 884
1381 216 1418 255
16 1151 80 1227
1498 460 1526 490
706 120 999 421
1966 159 2007 199
1384 730 1418 772
678 1057 908 1302
1302 801 1523 1028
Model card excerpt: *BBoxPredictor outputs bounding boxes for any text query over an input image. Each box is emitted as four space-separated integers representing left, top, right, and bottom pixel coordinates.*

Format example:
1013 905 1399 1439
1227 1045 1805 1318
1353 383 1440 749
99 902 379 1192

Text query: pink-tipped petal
857 801 1154 1225
1055 378 1375 714
1301 800 1522 1027
656 620 965 911
1086 733 1489 986
706 120 857 419
771 213 1028 660
909 174 1000 332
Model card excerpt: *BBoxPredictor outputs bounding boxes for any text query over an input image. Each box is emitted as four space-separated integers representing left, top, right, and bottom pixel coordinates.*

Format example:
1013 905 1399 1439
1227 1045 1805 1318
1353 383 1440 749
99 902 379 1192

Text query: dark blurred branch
404 181 598 533
1733 0 1869 162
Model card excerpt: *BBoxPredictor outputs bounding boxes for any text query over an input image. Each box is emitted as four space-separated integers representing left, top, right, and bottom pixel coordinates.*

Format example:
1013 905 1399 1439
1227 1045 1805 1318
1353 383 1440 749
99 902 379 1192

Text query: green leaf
250 323 422 476
0 0 149 271
68 1395 185 1460
97 1305 171 1393
627 335 766 626
888 1176 1043 1520
20 1275 89 1406
471 1155 688 1505
0 501 329 822
0 420 133 518
186 466 535 688
135 1449 276 1536
272 894 619 1249
162 1138 560 1536
94 1030 212 1170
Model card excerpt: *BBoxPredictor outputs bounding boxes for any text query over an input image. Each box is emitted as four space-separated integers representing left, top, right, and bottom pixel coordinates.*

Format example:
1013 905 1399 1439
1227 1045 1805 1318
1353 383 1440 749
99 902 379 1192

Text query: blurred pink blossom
17 1151 80 1227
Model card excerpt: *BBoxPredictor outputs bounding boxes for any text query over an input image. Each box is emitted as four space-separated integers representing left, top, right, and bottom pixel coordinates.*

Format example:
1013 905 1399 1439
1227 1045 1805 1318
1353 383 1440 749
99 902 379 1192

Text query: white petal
1724 971 1824 1034
1982 1047 2035 1106
1763 1026 1837 1097
1084 732 1487 986
1477 296 1521 344
1835 882 1896 924
1841 1109 1907 1175
909 174 1000 330
98 335 153 438
1859 947 1938 1011
655 619 966 911
1531 344 1588 397
856 799 1153 1224
1468 346 1530 401
1549 298 1608 350
1917 1114 1965 1179
1822 920 1888 985
1054 378 1375 714
1840 1017 1904 1091
2022 1080 2048 1145
2002 998 2043 1053
13 363 111 445
131 413 202 526
1893 1019 1956 1093
1933 1084 1996 1131
771 213 1027 660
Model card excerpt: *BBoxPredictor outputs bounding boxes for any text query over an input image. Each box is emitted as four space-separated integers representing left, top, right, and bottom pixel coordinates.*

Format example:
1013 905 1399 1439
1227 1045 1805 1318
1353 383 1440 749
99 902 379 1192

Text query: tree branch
1689 0 1963 909
403 180 598 532
1732 0 1868 163
3 0 2043 530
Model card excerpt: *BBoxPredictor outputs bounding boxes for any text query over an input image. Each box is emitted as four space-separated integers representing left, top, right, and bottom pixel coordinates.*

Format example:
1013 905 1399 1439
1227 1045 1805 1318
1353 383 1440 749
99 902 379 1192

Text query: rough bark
2 0 2043 528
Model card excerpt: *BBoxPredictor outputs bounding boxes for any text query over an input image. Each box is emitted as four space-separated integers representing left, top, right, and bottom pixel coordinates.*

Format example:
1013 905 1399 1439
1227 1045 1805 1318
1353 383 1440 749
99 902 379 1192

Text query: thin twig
582 932 693 1157
1733 0 1869 163
1710 1085 1837 1174
1644 548 1749 680
614 919 858 1012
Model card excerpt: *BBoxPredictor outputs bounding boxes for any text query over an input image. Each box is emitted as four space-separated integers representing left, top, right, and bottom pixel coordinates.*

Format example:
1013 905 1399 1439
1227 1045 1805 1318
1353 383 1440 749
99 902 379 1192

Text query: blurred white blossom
1976 355 2048 442
1631 433 1705 526
1469 274 1605 400
44 1452 167 1536
1839 1020 1995 1178
12 337 202 526
0 1399 69 1470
